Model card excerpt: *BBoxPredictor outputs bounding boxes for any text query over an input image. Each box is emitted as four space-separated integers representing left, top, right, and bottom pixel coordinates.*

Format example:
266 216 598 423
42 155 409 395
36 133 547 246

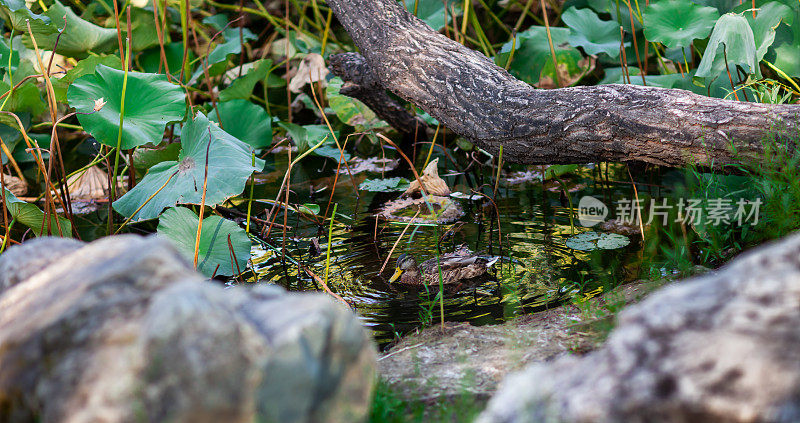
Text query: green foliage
562 7 625 57
327 77 387 131
68 65 187 149
2 186 72 236
369 379 484 423
157 206 251 277
565 232 631 251
219 59 283 102
643 0 719 49
403 0 462 30
278 122 347 161
209 99 272 149
113 112 264 221
695 13 760 81
359 177 410 192
495 26 587 85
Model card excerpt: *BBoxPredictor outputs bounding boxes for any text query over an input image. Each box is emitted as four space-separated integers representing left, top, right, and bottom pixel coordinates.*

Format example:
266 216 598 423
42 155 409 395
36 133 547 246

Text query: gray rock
0 235 375 423
377 280 664 401
0 236 84 292
478 232 800 423
378 311 587 401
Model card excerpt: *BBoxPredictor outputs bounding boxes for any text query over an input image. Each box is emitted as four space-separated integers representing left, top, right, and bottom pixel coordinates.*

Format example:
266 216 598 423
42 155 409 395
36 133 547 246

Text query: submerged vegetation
0 0 797 419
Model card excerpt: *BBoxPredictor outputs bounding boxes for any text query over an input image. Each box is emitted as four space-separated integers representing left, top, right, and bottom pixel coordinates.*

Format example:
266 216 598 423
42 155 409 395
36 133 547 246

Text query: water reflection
246 162 642 347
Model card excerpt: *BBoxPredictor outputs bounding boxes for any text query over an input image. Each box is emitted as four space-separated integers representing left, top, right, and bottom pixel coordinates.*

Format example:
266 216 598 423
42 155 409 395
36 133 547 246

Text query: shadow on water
242 157 649 348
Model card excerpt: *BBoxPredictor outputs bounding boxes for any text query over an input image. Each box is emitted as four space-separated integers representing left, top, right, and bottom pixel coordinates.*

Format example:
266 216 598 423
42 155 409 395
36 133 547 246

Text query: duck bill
389 268 403 283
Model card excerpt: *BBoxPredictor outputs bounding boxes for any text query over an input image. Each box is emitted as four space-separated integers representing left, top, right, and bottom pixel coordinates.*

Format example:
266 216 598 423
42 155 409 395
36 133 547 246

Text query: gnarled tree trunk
326 0 800 167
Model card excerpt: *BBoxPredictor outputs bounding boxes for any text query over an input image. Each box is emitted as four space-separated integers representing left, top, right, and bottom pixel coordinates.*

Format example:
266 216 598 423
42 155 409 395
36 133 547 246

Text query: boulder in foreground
479 232 800 423
0 235 376 423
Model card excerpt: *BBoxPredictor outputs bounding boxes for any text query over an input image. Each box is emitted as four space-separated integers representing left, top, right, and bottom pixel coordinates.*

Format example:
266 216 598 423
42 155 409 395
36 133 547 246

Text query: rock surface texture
378 311 585 401
478 232 800 423
378 282 660 400
0 235 376 423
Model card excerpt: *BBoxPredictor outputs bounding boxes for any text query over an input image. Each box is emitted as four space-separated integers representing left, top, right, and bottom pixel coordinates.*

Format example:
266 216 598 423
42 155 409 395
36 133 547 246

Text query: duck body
389 245 499 286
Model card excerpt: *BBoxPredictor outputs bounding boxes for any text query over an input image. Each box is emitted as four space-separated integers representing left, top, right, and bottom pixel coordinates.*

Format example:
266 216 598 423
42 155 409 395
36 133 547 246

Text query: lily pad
643 0 720 49
68 65 187 149
53 55 121 102
157 206 250 277
0 0 118 58
209 99 272 149
113 112 265 221
132 143 182 170
562 7 625 58
42 1 118 57
359 177 410 192
2 186 72 236
565 231 630 251
739 1 793 62
695 13 760 81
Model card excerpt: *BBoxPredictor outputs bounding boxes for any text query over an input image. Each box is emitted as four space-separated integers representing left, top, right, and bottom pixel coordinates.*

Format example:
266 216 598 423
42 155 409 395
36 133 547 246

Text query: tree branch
325 0 800 167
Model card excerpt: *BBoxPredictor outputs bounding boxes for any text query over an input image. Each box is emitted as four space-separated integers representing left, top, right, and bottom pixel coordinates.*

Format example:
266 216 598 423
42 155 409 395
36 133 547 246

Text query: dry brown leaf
404 158 451 196
33 51 70 79
288 53 329 93
1 173 27 196
61 166 125 201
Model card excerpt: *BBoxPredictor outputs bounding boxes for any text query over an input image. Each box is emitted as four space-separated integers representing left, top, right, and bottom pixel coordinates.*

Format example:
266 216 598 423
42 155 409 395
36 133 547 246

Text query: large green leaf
157 206 251 277
773 43 800 78
581 0 642 32
692 0 744 14
0 0 117 57
42 1 118 57
0 79 47 118
139 42 195 79
209 99 272 149
740 1 793 61
769 0 799 77
562 7 624 57
0 36 21 76
124 7 160 51
403 0 462 30
643 0 720 49
68 65 186 149
113 112 265 221
52 55 121 102
208 27 257 65
695 13 759 81
0 0 53 44
495 26 585 85
1 186 72 237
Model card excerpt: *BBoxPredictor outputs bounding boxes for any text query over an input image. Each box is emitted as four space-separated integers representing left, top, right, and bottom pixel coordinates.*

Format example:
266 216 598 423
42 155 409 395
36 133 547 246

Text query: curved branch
326 0 800 167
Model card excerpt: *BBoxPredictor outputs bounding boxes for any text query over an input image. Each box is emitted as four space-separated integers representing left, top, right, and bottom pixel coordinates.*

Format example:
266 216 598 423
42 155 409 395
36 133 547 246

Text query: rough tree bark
325 0 800 167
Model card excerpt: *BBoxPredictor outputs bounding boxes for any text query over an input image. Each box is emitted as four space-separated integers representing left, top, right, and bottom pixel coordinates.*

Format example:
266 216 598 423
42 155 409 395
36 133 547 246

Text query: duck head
388 253 419 283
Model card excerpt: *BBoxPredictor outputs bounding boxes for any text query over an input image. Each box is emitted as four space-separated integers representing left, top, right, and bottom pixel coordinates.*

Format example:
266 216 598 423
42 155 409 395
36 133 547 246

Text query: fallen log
326 0 800 167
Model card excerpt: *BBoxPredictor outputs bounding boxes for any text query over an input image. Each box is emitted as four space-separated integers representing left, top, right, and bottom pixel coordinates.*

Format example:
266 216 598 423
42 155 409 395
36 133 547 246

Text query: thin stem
110 36 132 233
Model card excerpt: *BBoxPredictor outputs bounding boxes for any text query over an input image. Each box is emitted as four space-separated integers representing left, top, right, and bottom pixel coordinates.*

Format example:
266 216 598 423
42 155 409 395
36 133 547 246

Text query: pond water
241 154 664 348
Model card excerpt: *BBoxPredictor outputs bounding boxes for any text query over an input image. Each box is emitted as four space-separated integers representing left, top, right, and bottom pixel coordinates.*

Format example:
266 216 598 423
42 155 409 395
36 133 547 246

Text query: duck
388 245 499 285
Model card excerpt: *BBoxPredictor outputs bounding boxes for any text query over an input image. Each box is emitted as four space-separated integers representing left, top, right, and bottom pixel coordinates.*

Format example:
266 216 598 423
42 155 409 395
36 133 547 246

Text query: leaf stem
110 36 132 232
